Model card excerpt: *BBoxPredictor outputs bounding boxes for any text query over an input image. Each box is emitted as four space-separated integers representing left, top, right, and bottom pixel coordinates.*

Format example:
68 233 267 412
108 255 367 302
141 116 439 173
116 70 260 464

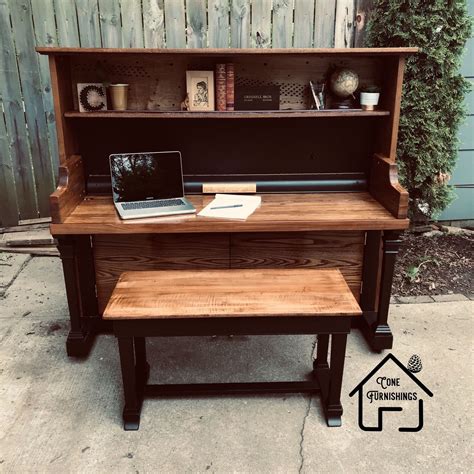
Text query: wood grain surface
37 47 419 55
93 231 364 313
51 193 410 235
49 55 78 163
375 56 405 161
64 110 390 119
103 268 362 319
230 231 364 300
202 182 257 193
94 233 229 314
369 154 408 218
50 154 85 223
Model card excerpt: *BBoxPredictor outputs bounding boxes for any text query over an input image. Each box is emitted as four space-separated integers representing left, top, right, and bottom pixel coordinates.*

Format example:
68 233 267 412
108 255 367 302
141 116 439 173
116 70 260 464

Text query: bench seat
104 268 361 319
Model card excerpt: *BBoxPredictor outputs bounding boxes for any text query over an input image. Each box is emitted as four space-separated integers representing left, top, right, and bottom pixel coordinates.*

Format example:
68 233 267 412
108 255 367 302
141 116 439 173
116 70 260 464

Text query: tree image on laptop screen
111 153 182 202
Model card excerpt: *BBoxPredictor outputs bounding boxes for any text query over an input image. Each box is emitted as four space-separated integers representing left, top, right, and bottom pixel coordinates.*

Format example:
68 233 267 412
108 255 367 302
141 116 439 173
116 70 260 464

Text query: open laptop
109 151 195 220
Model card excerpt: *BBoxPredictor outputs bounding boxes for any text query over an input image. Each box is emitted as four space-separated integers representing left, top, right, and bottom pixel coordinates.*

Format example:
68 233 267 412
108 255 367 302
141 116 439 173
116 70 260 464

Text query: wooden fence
0 0 372 227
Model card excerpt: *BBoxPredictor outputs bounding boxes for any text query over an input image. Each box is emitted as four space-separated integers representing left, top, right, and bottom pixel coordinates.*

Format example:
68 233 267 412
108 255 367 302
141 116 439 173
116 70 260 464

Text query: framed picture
186 71 215 111
77 83 107 112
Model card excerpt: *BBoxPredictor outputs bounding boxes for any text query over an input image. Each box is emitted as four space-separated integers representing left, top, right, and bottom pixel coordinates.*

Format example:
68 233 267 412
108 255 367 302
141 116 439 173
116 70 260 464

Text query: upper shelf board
37 47 419 57
64 110 390 119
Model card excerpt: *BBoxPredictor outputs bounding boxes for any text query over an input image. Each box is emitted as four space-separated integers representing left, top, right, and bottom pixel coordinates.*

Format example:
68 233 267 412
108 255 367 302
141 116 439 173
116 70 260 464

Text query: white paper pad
198 194 261 220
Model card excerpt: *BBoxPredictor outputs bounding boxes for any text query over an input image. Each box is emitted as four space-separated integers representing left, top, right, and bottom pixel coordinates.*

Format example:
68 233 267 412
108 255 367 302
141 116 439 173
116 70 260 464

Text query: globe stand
331 97 355 110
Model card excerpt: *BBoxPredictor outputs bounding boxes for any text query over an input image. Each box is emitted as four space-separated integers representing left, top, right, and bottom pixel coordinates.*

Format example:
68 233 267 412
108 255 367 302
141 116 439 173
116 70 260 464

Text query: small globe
329 69 359 98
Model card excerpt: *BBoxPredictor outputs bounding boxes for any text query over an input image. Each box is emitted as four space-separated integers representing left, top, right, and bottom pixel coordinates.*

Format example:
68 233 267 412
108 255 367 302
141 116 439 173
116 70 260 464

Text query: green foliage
404 256 439 283
361 85 381 93
367 0 472 221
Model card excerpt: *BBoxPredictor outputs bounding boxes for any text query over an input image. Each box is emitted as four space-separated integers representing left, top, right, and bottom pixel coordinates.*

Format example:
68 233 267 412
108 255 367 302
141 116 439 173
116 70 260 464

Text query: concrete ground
0 254 472 473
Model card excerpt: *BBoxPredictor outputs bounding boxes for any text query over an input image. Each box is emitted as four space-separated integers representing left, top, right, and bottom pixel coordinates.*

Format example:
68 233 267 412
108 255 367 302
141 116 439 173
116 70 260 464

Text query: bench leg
314 334 329 370
118 337 142 430
134 337 150 386
324 334 347 427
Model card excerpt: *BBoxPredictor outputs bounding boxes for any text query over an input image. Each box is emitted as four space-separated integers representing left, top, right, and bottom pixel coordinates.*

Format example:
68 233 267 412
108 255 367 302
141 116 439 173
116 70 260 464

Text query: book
215 63 227 111
198 194 261 220
235 85 280 110
225 63 235 111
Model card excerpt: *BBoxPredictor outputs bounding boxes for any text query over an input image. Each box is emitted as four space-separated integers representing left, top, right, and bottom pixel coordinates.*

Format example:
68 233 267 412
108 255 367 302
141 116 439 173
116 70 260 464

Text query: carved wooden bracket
50 155 85 223
369 154 408 219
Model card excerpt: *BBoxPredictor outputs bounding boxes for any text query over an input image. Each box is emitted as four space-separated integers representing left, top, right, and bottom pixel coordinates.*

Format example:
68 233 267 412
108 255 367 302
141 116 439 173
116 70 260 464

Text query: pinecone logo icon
407 354 422 373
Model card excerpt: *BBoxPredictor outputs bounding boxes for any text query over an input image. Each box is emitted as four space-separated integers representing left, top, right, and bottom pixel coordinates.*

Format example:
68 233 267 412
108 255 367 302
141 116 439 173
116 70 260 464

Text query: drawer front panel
94 234 229 314
231 231 364 301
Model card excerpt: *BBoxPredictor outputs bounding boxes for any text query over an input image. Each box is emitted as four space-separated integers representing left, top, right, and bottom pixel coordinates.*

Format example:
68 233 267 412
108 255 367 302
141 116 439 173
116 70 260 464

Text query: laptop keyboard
122 198 185 211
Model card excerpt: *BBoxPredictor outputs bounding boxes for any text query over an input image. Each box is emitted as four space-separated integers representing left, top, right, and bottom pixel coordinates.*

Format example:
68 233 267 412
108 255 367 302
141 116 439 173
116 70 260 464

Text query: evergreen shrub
367 0 472 221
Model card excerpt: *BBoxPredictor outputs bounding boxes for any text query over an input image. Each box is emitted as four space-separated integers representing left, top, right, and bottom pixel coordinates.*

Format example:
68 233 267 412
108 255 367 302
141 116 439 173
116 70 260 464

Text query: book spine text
226 63 235 111
215 63 227 111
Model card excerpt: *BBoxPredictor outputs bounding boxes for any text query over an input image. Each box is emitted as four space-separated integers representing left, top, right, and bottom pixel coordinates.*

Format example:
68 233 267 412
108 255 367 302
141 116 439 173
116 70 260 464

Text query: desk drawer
230 231 364 301
93 234 229 314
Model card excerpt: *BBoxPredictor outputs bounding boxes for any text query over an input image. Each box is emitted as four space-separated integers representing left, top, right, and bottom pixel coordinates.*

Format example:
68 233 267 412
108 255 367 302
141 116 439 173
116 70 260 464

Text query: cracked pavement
0 255 472 472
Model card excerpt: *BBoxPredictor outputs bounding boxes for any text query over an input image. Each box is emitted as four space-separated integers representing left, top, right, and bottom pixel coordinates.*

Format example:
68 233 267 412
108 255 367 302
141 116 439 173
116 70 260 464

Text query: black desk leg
324 334 347 427
118 336 142 430
359 230 402 352
57 236 99 357
376 230 402 344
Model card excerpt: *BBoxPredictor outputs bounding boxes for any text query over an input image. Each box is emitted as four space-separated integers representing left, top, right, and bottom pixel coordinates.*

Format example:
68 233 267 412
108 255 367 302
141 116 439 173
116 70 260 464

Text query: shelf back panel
76 118 378 184
70 54 383 111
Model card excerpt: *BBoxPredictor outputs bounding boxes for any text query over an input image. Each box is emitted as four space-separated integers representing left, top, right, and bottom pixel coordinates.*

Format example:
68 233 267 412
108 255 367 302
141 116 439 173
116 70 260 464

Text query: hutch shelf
63 110 390 119
38 46 416 357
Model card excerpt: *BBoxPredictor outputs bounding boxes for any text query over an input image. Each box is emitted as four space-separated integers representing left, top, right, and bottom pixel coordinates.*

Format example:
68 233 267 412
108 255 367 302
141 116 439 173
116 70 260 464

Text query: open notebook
198 194 261 220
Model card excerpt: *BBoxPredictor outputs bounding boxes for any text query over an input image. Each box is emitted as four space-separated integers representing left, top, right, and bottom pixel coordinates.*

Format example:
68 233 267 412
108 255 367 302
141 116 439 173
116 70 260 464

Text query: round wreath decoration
79 84 106 111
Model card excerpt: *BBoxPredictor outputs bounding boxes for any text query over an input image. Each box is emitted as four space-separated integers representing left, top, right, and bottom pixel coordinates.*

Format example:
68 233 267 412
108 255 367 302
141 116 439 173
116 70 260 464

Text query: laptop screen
110 152 184 203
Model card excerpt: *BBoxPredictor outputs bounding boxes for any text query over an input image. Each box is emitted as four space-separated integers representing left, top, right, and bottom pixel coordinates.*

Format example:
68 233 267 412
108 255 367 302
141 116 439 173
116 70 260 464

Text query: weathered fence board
54 0 81 46
142 0 165 47
208 0 230 48
251 0 272 48
335 0 355 47
0 1 38 221
31 0 59 48
230 0 250 47
314 0 336 47
1 0 371 227
294 0 315 48
9 0 55 218
31 0 60 178
75 0 102 47
272 0 293 48
186 0 207 48
164 0 186 48
121 0 144 48
0 92 19 227
98 0 123 47
354 0 373 47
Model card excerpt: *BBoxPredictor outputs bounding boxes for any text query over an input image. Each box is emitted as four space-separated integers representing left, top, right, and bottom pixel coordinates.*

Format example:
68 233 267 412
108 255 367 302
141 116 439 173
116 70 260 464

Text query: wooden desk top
103 269 362 319
50 193 409 235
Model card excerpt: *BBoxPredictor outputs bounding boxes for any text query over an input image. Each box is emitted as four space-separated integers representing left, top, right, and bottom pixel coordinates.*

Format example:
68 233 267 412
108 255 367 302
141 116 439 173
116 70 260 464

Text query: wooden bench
104 268 361 430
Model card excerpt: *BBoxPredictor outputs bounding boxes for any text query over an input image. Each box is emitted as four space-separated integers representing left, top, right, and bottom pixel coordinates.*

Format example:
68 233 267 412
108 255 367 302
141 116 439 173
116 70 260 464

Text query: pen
210 204 244 210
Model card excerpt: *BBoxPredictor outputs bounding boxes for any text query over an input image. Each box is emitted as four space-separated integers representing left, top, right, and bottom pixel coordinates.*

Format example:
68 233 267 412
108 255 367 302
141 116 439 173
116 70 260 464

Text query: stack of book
216 63 235 111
